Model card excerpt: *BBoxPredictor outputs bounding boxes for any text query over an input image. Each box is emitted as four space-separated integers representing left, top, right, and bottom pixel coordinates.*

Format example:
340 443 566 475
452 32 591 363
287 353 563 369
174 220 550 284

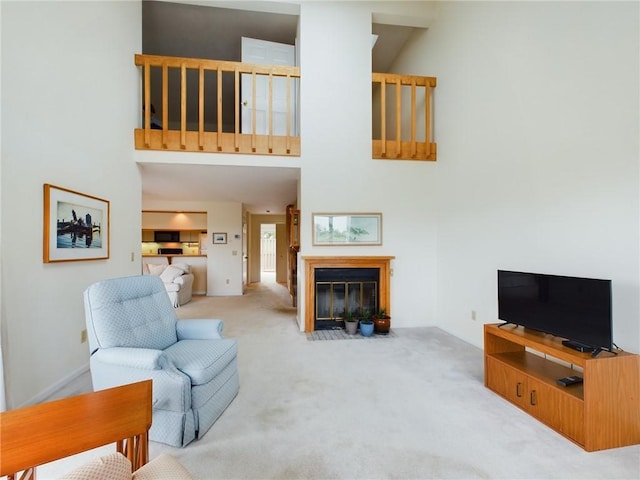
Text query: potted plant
343 310 358 335
359 309 374 337
373 308 391 334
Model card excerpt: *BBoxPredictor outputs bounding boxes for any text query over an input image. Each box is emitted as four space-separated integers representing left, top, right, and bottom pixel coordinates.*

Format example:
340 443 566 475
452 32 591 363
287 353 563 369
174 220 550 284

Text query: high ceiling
140 1 416 214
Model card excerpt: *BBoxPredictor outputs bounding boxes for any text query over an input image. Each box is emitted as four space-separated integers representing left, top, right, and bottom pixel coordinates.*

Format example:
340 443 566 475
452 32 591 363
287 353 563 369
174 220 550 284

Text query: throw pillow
171 263 191 274
160 265 185 283
148 264 167 276
59 452 132 480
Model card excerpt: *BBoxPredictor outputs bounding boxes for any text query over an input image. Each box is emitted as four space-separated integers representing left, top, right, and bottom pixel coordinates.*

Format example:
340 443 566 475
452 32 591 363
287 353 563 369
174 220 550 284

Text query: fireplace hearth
303 256 394 332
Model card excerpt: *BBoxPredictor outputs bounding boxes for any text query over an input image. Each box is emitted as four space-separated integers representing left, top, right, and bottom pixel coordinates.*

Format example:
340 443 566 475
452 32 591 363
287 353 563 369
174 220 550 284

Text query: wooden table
0 380 152 478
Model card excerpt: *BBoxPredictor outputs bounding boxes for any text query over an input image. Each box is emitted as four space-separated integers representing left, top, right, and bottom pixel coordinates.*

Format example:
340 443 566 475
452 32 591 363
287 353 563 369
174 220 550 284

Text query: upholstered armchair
83 275 239 447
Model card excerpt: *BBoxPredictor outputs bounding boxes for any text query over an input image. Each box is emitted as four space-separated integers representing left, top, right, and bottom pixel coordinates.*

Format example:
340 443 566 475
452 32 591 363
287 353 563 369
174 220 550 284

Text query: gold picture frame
43 184 110 263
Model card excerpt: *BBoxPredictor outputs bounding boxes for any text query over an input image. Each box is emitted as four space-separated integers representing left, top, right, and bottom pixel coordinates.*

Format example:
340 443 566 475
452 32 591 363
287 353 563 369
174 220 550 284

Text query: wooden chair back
0 380 152 479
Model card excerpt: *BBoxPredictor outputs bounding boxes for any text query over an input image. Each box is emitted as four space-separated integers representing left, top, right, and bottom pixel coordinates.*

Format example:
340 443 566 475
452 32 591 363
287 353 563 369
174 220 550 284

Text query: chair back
84 275 178 354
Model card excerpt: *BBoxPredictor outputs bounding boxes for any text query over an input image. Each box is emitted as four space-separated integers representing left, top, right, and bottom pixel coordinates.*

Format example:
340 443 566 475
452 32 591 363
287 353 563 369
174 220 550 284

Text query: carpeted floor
40 278 640 479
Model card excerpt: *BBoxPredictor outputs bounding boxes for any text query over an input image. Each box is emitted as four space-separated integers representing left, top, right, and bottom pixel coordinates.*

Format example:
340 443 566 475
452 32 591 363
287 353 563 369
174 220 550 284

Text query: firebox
314 268 379 330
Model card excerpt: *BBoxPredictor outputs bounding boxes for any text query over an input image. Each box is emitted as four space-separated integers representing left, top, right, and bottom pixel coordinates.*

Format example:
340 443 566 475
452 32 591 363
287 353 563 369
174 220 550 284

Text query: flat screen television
497 270 613 356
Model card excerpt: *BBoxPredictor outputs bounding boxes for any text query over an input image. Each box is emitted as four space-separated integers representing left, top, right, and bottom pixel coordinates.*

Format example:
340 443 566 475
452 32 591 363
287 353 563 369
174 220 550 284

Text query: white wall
1 1 143 406
297 2 440 330
208 201 243 295
392 2 639 351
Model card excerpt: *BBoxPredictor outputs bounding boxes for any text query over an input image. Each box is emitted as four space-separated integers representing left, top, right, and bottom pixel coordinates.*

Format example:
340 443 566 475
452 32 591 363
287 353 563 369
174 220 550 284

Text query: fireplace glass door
315 280 377 329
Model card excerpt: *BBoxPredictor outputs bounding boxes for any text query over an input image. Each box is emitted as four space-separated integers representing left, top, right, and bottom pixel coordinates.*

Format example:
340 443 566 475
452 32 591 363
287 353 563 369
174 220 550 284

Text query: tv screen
497 270 612 352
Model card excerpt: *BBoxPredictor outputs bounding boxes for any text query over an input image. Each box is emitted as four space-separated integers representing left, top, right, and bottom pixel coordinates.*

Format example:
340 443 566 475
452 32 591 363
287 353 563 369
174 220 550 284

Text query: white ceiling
140 1 416 214
140 163 300 213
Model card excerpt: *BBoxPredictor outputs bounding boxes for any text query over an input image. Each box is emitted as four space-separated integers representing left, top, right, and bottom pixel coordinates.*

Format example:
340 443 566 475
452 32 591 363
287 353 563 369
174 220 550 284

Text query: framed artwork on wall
43 184 110 263
213 232 227 244
312 213 382 246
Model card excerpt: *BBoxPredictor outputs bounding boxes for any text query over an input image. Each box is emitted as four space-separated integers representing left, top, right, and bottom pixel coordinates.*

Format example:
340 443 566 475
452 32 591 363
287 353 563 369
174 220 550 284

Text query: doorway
260 224 276 283
241 37 298 136
249 215 287 284
259 223 288 284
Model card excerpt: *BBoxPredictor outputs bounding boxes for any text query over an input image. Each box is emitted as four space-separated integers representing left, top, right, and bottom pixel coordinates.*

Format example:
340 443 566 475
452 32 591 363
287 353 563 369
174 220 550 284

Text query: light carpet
40 279 639 479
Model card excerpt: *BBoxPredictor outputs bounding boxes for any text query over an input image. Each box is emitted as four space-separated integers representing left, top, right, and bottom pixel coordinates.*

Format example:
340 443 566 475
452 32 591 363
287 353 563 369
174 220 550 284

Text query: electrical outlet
81 329 88 343
471 310 477 321
226 279 230 284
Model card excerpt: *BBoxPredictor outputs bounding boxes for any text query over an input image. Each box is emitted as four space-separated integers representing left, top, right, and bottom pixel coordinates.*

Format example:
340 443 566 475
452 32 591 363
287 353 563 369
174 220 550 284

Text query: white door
241 37 297 136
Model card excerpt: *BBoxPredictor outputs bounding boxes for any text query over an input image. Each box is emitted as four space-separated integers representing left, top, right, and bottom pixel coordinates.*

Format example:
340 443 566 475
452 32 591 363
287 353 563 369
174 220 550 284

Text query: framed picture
43 184 110 263
312 213 382 246
213 232 227 244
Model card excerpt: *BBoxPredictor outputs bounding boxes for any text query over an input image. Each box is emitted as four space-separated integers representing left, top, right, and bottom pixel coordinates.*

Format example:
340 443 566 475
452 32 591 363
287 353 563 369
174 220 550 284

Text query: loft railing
135 54 300 156
135 54 436 161
372 73 437 161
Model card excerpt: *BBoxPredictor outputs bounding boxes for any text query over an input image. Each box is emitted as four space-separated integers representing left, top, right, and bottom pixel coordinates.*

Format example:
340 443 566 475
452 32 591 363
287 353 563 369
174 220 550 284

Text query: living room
1 0 638 465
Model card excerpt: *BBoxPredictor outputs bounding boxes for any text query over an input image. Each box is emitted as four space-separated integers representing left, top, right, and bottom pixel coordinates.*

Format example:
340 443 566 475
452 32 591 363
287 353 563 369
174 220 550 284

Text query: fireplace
303 256 394 332
315 268 379 330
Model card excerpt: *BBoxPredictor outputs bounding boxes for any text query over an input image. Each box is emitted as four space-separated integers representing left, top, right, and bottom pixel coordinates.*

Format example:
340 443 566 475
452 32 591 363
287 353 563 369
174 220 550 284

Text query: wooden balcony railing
372 73 437 161
135 54 300 156
135 54 436 161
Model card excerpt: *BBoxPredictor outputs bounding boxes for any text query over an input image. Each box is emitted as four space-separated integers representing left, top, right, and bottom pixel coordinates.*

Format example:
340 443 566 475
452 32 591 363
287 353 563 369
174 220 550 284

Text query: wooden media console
484 323 639 451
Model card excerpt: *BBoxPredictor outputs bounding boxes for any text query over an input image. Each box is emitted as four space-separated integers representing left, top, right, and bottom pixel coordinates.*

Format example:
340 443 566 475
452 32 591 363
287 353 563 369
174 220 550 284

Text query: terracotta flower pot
373 316 391 334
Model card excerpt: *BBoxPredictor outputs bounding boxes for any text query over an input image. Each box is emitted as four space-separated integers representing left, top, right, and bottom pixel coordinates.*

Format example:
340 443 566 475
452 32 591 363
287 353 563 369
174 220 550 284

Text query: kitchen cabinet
180 231 200 243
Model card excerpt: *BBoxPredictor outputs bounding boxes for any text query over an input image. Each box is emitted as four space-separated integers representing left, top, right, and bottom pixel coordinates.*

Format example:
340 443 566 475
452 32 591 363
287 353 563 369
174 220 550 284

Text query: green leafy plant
360 309 373 324
343 310 356 322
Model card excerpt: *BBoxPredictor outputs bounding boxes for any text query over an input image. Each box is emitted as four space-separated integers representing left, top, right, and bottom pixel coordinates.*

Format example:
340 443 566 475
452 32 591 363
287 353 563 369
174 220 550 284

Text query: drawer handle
516 382 523 397
530 390 537 406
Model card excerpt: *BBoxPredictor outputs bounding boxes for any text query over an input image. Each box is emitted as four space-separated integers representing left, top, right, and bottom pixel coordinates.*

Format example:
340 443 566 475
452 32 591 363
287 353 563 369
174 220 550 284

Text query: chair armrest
176 319 224 340
133 454 194 480
174 273 194 287
92 347 166 370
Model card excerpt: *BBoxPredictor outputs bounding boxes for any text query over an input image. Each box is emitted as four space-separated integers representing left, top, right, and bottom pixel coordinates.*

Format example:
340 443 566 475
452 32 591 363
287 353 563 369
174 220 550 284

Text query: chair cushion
59 452 131 480
59 453 193 480
84 276 178 351
163 339 237 386
132 454 193 480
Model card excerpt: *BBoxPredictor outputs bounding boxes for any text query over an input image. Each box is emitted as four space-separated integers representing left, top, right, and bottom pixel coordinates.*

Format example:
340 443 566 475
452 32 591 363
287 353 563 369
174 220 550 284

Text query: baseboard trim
21 363 90 407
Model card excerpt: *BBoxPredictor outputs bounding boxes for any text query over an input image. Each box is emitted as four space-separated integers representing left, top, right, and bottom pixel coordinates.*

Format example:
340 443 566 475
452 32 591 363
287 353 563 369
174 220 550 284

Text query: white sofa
143 262 194 307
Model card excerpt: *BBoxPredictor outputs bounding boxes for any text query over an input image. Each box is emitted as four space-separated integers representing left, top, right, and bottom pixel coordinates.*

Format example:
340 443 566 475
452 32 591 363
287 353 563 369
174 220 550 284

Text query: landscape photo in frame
213 232 227 244
312 213 382 246
43 184 110 262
